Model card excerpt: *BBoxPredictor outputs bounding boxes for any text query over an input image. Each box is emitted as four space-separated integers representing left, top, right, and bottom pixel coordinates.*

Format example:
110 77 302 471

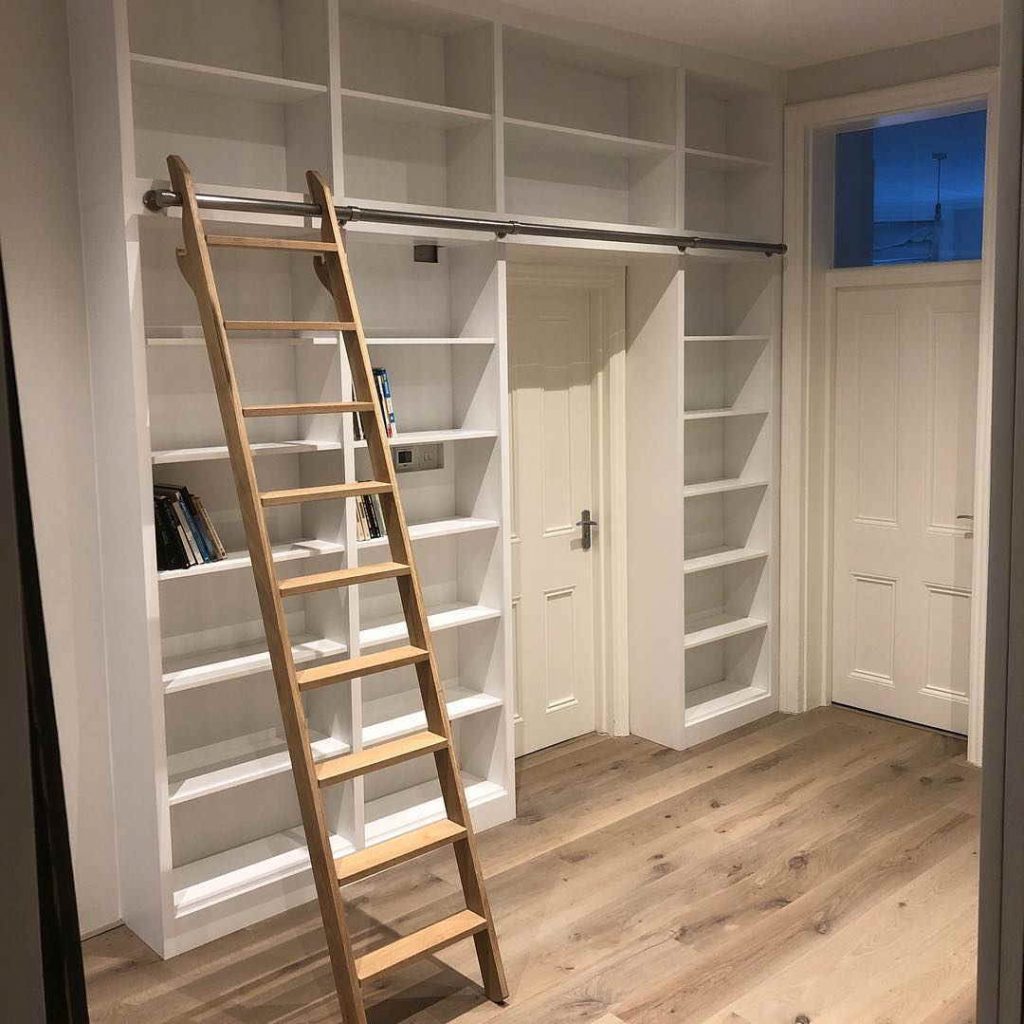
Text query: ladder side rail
305 170 509 1002
166 156 368 1024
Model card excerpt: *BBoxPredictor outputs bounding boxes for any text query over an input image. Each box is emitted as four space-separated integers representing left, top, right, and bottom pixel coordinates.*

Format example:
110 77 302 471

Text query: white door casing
832 275 980 732
507 266 626 756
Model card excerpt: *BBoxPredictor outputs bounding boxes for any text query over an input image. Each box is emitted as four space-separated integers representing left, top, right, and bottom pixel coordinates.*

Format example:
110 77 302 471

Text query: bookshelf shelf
151 440 343 465
362 685 502 747
357 516 499 551
353 429 498 449
682 407 768 421
167 727 349 806
364 772 507 847
682 478 769 498
340 88 491 129
359 602 502 649
172 827 355 920
683 612 768 649
684 146 773 172
130 54 327 105
147 327 339 348
162 634 349 696
365 337 495 347
505 116 675 159
683 546 768 574
685 681 769 723
157 539 345 582
683 334 771 344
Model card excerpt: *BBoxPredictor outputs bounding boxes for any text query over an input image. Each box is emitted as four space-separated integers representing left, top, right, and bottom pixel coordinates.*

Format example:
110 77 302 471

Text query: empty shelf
353 428 498 449
130 54 327 104
172 827 354 918
359 602 502 649
684 612 768 650
357 516 499 550
168 727 348 806
363 684 503 747
683 546 769 574
683 335 771 344
683 478 769 498
158 538 344 582
146 326 339 347
684 146 773 171
365 337 495 347
152 439 342 464
162 632 348 695
683 407 769 421
365 772 507 847
340 88 492 129
505 116 675 159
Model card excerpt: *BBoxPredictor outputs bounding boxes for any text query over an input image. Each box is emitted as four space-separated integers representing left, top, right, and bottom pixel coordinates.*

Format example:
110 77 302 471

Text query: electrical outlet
393 443 444 473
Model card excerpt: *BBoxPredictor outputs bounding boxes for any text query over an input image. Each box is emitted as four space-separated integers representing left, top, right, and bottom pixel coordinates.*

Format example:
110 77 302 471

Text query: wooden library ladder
166 155 507 1022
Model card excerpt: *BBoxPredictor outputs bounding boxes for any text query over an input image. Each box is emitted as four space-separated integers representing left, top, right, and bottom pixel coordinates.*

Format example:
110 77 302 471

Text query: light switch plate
393 443 444 473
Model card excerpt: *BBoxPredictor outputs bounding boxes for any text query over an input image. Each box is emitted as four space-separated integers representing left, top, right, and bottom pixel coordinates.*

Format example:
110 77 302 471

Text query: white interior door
832 273 980 733
509 279 602 756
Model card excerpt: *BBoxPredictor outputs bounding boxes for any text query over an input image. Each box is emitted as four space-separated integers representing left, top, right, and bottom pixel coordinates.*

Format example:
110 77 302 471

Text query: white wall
787 25 1000 104
0 0 120 934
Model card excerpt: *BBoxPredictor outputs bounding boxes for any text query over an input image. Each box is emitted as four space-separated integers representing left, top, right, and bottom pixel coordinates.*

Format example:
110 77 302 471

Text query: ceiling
506 0 1000 69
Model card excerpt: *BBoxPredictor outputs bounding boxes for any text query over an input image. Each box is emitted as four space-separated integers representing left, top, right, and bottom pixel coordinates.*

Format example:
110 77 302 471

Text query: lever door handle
575 509 598 551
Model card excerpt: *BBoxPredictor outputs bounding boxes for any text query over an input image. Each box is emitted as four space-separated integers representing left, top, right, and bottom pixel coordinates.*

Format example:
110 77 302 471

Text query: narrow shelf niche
685 628 769 721
683 413 769 491
684 485 770 574
684 335 770 415
502 28 677 227
684 558 769 647
337 0 496 211
127 0 332 192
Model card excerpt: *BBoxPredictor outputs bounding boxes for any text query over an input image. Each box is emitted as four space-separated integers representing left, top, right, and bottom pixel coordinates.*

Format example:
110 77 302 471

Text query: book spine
167 498 199 565
193 495 226 560
372 368 391 437
380 367 397 436
354 496 367 542
155 498 188 571
371 494 387 539
180 488 212 562
363 494 382 539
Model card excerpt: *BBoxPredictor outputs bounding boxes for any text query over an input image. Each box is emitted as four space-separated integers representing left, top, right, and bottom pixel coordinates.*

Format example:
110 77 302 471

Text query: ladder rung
279 562 410 598
242 401 375 418
316 731 447 787
260 481 390 507
206 234 338 252
297 645 429 691
336 820 466 885
224 320 357 332
356 910 489 982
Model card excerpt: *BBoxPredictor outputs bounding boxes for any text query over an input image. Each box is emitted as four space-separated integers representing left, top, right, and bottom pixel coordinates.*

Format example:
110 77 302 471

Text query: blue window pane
834 109 986 268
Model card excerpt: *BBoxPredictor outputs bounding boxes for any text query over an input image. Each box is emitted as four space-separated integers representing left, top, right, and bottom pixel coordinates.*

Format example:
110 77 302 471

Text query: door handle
957 513 974 537
576 509 598 551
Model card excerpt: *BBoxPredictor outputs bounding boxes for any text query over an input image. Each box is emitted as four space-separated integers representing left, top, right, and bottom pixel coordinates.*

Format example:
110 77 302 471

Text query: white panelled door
832 275 980 733
509 280 599 756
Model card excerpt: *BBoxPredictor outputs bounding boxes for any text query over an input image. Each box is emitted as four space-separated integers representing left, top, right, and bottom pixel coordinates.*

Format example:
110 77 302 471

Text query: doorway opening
507 264 628 757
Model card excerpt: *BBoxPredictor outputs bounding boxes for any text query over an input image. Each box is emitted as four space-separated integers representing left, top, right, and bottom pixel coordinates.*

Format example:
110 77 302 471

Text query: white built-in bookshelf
73 0 784 958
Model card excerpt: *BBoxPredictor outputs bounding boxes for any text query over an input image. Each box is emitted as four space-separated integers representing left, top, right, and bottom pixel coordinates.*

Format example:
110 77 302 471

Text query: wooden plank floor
84 707 979 1024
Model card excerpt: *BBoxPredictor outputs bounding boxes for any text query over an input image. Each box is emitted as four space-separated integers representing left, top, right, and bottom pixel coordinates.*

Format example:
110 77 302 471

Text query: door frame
506 262 630 742
781 68 999 764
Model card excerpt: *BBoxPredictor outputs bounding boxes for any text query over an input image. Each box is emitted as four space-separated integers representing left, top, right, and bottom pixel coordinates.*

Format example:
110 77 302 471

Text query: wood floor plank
83 709 978 1024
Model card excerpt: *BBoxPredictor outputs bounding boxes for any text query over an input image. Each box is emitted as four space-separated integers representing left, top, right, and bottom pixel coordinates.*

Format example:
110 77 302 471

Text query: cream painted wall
786 25 1000 103
0 0 120 933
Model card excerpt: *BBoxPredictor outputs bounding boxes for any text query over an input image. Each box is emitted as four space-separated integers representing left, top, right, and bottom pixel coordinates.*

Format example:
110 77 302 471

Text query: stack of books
355 493 386 542
354 366 397 441
154 484 226 571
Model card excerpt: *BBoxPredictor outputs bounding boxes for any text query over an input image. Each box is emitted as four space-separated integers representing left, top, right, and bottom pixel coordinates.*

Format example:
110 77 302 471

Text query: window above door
834 108 987 268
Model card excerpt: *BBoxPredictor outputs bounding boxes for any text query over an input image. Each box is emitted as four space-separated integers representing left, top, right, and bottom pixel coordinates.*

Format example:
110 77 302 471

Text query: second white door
832 272 980 733
509 277 605 756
